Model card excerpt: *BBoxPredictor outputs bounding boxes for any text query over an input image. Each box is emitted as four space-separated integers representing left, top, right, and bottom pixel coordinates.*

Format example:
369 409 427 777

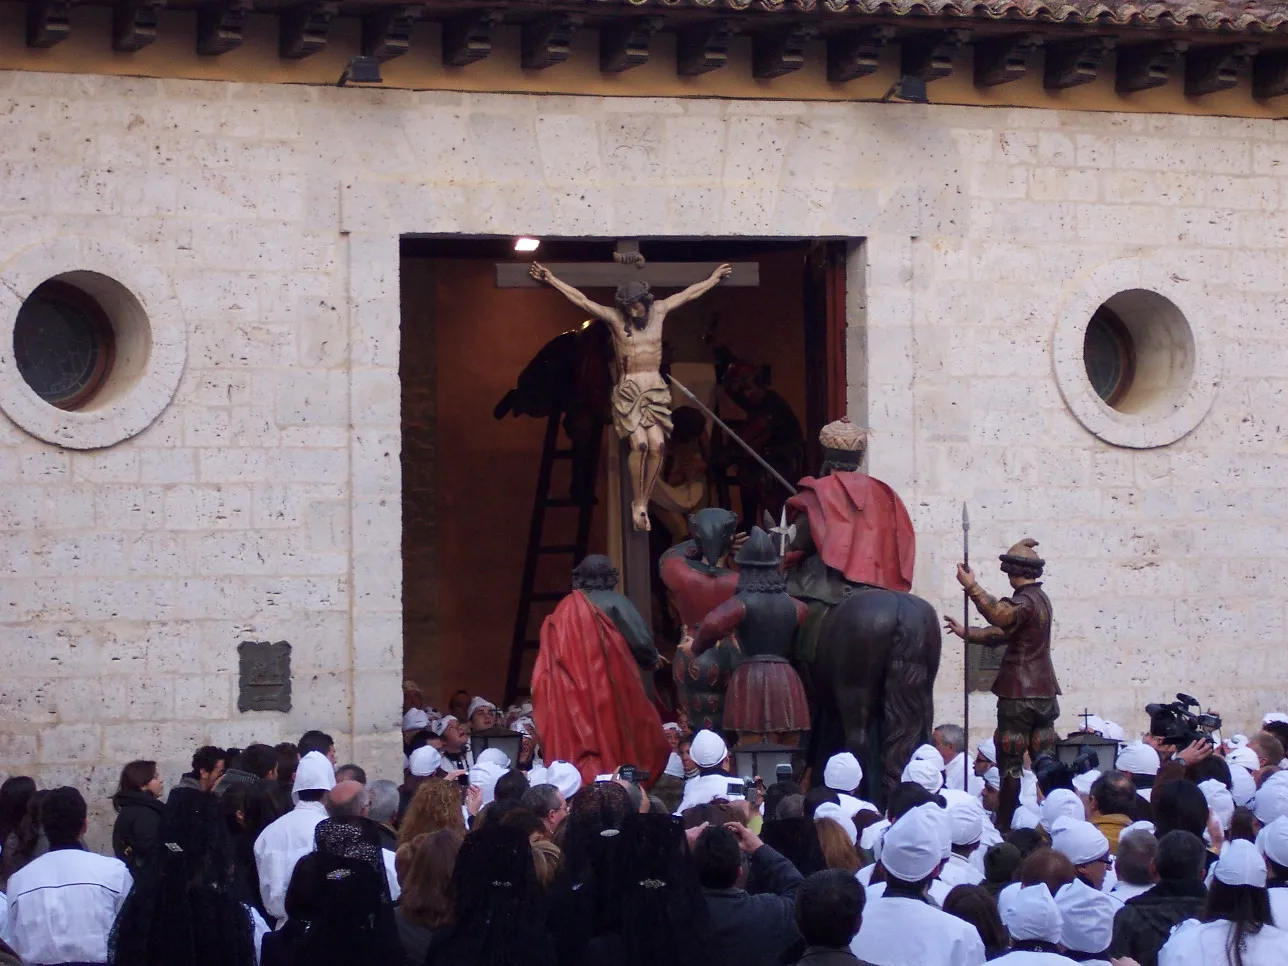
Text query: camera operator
1142 696 1221 794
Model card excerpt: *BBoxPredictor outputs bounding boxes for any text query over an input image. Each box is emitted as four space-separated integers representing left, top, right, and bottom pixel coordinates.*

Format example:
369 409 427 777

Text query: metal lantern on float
732 741 796 783
1056 732 1120 775
470 725 524 767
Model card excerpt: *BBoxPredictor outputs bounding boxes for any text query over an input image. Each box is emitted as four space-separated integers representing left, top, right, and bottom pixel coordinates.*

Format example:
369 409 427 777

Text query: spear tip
961 502 970 530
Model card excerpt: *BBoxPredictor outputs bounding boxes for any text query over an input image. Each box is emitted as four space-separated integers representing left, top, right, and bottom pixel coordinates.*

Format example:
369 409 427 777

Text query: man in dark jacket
792 870 877 966
1108 829 1208 966
694 821 804 966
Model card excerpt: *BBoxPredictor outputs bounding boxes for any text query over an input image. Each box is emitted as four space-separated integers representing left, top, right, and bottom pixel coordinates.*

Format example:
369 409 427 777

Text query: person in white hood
675 730 742 814
823 752 879 819
994 884 1078 964
253 750 335 922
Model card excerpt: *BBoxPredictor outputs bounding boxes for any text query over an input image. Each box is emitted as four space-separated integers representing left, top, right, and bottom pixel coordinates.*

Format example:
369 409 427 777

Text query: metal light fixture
732 741 796 782
514 237 541 253
337 55 383 87
881 75 929 104
470 724 524 767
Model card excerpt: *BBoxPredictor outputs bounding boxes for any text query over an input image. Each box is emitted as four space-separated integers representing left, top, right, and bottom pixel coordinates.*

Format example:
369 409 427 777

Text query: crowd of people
0 692 1287 966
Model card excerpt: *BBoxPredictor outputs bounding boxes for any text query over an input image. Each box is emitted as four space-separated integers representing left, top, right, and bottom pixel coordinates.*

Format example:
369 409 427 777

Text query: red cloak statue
786 472 916 592
532 590 670 787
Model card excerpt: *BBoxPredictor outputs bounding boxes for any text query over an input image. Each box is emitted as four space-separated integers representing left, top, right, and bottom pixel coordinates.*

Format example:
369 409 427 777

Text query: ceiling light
514 238 541 253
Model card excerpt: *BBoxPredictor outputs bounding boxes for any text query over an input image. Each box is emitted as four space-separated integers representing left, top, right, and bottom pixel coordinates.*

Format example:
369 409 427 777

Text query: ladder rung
537 545 577 554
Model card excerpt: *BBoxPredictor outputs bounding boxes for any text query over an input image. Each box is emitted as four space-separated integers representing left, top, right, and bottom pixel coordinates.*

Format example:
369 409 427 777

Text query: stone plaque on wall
967 641 1002 693
238 640 292 712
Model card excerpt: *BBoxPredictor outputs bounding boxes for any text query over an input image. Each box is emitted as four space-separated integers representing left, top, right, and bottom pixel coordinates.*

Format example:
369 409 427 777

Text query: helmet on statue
818 418 869 475
733 527 780 568
999 538 1045 579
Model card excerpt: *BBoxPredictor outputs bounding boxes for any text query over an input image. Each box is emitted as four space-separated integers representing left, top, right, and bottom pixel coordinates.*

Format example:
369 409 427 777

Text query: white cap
1200 779 1235 832
1072 769 1101 797
1052 817 1110 866
514 717 536 736
1011 804 1040 831
1214 839 1268 888
402 708 431 731
1254 771 1288 825
901 758 944 795
1264 712 1288 726
546 760 582 800
1100 720 1126 743
860 817 889 853
1055 878 1117 953
882 803 945 883
946 794 985 846
690 730 728 769
929 803 954 860
664 752 685 779
477 747 511 770
824 752 863 793
1227 746 1260 771
1228 734 1250 750
976 738 997 764
1002 884 1063 943
293 751 336 794
814 802 858 845
663 722 682 734
1039 788 1086 832
527 765 548 786
1258 815 1288 867
911 744 946 772
467 696 496 718
1230 763 1257 807
1116 741 1160 777
469 762 504 805
1123 820 1156 837
430 714 458 737
983 766 1001 791
409 746 442 778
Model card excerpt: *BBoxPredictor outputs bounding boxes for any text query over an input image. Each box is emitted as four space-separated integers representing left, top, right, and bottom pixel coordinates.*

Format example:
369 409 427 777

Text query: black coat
1108 878 1207 966
703 844 805 966
111 789 164 875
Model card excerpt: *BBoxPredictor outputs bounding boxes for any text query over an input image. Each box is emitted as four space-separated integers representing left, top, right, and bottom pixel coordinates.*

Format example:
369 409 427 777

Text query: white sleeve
383 849 400 902
254 835 287 924
246 905 270 965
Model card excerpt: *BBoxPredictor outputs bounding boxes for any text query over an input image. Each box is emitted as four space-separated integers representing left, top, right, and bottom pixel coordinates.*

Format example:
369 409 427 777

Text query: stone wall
0 69 1284 843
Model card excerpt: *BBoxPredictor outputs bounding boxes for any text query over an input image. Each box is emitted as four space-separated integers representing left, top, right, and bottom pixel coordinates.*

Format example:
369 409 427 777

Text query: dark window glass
1083 306 1134 407
13 281 114 410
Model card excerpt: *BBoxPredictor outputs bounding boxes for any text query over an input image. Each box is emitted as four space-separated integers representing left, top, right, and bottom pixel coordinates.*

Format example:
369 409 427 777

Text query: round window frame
1052 258 1220 450
14 279 118 411
0 237 187 450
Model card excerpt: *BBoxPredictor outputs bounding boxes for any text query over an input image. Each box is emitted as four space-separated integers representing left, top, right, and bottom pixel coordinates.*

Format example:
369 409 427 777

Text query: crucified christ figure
530 261 732 531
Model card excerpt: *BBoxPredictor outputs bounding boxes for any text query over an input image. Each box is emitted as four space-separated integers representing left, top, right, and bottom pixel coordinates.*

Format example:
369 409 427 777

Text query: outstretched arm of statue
660 263 733 311
691 597 745 656
530 263 615 320
967 582 1021 629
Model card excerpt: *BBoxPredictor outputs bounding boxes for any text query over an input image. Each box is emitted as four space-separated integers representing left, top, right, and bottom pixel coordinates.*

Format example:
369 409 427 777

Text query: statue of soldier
530 261 732 532
687 527 809 747
944 538 1060 833
660 507 742 733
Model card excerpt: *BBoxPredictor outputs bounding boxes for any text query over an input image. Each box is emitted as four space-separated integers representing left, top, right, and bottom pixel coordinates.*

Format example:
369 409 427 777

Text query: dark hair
236 743 278 780
1206 880 1273 966
1155 829 1207 882
275 743 299 786
942 885 1009 958
401 829 463 930
494 769 530 803
796 869 865 948
760 817 827 877
116 760 158 799
298 731 335 758
1229 807 1260 844
12 789 48 865
284 851 325 922
692 825 742 890
1005 828 1046 859
1017 848 1076 894
1261 721 1288 759
499 807 549 842
803 786 840 820
1115 829 1159 886
1153 780 1208 838
570 554 619 592
888 782 937 820
191 746 226 776
0 776 36 842
764 781 801 821
41 786 87 847
1187 755 1233 789
1090 771 1138 817
335 764 367 785
297 789 327 803
522 784 563 819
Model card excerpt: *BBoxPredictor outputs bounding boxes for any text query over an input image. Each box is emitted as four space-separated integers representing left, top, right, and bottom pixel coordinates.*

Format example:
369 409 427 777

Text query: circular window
1082 306 1135 408
13 280 116 410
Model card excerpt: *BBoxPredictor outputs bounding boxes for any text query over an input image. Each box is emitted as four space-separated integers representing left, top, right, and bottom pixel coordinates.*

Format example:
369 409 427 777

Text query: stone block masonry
0 71 1284 846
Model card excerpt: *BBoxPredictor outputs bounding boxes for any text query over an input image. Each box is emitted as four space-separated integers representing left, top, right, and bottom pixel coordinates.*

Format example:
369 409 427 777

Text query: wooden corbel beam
901 29 969 83
1043 36 1113 90
442 8 502 67
1185 42 1256 97
677 19 736 77
521 12 582 70
27 0 73 48
196 0 251 55
362 5 424 62
752 23 817 79
827 26 893 83
1116 40 1186 94
974 33 1041 88
1253 49 1288 99
113 0 164 51
280 0 338 59
600 16 664 73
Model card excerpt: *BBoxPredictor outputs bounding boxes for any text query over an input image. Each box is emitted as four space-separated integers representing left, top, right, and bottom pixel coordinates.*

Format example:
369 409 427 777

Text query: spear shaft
962 502 971 791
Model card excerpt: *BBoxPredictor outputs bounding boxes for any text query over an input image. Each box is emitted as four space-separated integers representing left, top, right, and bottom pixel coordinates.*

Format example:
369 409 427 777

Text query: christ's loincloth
612 378 673 439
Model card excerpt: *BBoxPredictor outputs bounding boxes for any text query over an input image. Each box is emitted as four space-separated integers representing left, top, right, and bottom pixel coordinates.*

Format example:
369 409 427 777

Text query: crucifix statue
529 259 732 531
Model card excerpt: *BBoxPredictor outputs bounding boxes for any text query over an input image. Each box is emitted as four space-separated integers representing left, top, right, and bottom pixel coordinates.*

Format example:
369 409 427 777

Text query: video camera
1146 693 1222 748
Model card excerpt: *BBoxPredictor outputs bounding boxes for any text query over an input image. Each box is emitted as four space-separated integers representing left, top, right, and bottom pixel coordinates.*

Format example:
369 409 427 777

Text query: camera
619 765 647 784
1146 693 1222 748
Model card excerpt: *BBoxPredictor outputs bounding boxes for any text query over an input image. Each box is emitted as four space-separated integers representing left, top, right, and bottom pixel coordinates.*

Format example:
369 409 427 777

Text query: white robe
1108 879 1153 902
675 773 743 815
939 852 985 889
383 847 401 901
253 799 328 922
3 847 133 965
851 894 986 966
837 792 880 820
1159 919 1288 966
1269 885 1288 930
944 755 985 797
866 878 951 907
991 952 1079 966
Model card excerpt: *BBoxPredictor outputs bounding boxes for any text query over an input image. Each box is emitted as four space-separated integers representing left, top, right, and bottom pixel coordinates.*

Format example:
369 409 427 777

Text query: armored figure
945 538 1060 832
660 507 741 733
689 527 809 747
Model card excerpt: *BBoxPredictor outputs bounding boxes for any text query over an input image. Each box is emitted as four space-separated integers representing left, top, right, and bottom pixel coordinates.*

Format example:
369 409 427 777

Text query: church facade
0 0 1284 813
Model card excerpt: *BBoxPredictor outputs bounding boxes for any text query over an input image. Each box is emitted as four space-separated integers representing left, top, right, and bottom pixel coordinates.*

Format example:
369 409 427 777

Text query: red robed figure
786 471 916 592
532 590 669 787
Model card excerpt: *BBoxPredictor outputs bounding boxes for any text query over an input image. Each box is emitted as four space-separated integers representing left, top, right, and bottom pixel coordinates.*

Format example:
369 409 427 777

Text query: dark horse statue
804 588 941 810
